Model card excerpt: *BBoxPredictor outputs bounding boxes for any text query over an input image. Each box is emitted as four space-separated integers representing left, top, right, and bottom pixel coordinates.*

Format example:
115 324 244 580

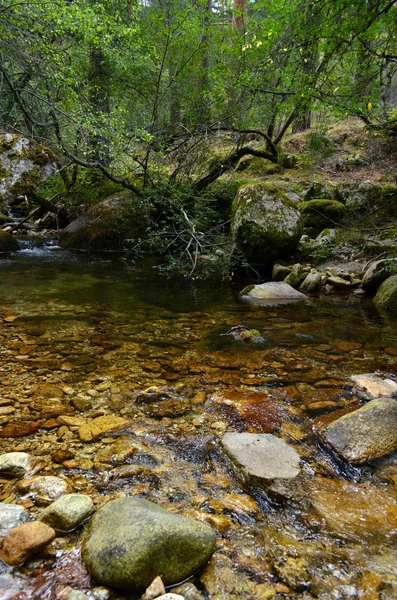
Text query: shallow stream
0 244 397 599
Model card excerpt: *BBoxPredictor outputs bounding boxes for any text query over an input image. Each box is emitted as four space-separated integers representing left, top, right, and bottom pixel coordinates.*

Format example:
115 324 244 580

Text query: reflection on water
1 247 397 598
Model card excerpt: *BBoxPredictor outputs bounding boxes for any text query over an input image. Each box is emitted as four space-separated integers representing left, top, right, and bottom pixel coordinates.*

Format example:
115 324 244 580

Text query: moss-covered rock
297 199 346 229
231 183 303 262
0 231 19 253
82 497 216 591
362 258 397 293
303 182 335 201
59 191 149 252
374 274 397 310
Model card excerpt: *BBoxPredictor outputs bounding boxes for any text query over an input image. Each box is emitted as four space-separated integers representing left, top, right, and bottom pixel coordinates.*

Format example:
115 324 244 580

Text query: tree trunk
232 0 245 31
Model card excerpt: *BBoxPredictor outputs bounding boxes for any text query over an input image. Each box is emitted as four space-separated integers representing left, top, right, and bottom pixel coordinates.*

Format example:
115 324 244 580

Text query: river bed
0 245 397 600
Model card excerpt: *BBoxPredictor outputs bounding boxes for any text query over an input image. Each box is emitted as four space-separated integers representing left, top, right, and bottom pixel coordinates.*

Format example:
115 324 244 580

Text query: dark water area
0 245 397 599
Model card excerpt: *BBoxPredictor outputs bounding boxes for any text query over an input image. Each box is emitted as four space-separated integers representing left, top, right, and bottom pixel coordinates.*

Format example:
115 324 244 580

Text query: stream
0 244 397 600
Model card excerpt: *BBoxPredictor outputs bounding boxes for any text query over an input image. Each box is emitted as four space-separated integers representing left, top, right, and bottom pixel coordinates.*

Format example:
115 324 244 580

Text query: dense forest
1 0 397 275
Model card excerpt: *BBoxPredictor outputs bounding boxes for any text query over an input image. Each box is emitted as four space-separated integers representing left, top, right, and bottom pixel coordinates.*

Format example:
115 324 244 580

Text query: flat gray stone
39 493 94 531
0 452 33 477
82 497 216 591
0 504 29 536
239 282 307 305
319 397 397 464
221 432 301 499
351 373 397 400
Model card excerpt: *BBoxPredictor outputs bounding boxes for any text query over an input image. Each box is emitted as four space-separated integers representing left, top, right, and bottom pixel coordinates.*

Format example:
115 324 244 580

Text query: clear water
0 245 397 599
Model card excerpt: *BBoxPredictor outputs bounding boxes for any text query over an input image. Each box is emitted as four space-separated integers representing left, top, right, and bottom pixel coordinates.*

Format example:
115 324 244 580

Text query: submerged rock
0 231 19 253
0 521 55 566
27 475 69 505
78 415 130 442
319 397 397 463
221 432 301 499
0 452 33 477
222 325 266 343
0 504 29 536
231 183 303 262
351 373 397 400
239 282 307 304
82 497 216 591
39 493 94 531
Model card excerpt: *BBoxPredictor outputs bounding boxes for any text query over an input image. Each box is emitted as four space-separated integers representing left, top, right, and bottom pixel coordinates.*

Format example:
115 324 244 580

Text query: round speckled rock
39 494 94 531
29 476 69 505
82 497 216 591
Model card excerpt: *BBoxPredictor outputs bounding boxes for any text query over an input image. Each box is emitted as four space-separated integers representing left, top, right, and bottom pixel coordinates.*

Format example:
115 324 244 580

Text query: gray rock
351 373 397 400
374 274 397 310
0 504 29 536
300 270 323 293
312 228 338 248
0 452 33 477
231 183 303 262
362 258 397 293
221 432 301 499
335 182 381 212
39 493 94 531
239 282 307 305
303 181 335 201
82 497 216 591
272 263 292 281
319 397 397 463
327 275 352 290
29 476 69 505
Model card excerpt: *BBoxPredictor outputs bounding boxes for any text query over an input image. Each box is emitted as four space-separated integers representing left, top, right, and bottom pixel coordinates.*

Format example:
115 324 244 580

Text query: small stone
65 591 90 600
0 521 56 566
39 493 94 531
0 504 29 536
58 415 87 427
327 275 352 290
141 576 166 600
0 406 15 415
0 452 33 477
78 416 130 442
221 433 301 499
0 421 40 438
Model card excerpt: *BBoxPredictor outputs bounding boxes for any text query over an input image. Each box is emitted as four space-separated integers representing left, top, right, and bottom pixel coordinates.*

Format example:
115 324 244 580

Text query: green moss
374 275 397 310
0 164 11 180
239 284 255 296
8 167 43 195
297 199 346 228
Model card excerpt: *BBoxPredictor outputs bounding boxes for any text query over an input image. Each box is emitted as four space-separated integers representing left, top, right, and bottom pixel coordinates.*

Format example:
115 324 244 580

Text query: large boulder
82 497 216 591
335 182 381 212
362 258 397 293
374 274 397 310
221 432 301 500
231 183 303 262
59 191 149 251
297 199 346 229
319 397 397 463
0 133 55 209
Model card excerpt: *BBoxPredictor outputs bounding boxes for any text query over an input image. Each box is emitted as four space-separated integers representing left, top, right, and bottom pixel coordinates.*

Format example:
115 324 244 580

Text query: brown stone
0 421 40 438
78 416 130 442
0 521 55 566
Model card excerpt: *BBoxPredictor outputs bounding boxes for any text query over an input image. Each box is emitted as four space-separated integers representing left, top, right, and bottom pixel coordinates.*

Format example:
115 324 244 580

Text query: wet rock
200 554 265 600
222 325 266 343
0 504 29 536
65 591 90 600
0 231 19 252
308 476 397 542
172 582 203 600
221 432 301 500
78 416 130 442
327 275 352 290
362 258 397 293
82 497 216 591
94 439 138 465
374 274 397 310
319 397 397 463
142 398 191 418
273 557 310 591
231 183 303 262
39 493 94 531
351 373 397 400
239 282 307 304
136 386 170 404
284 263 305 289
0 452 33 476
25 475 69 505
0 521 55 566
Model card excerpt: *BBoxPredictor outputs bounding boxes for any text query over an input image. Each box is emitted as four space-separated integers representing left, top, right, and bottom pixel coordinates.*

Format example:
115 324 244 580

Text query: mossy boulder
82 497 216 591
297 199 346 229
362 259 397 293
0 231 19 253
59 191 149 252
231 183 303 262
303 181 335 201
374 275 397 310
335 182 381 212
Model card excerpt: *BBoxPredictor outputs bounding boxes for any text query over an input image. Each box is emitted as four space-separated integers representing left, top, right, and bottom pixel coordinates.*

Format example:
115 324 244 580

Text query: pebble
0 504 29 536
39 493 94 531
25 475 69 505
